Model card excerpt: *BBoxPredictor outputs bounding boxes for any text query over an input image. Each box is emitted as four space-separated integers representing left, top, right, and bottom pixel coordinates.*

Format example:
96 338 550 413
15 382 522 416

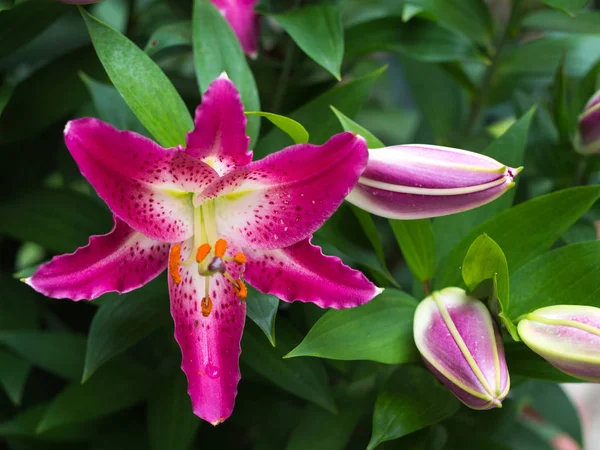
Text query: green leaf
350 206 393 281
0 189 112 253
389 219 436 284
246 287 279 347
0 349 30 405
80 73 147 136
367 365 460 450
0 81 14 118
505 343 583 383
245 112 308 144
331 106 384 148
345 18 481 63
272 5 344 80
147 370 200 450
539 0 587 16
0 331 86 380
562 219 598 244
551 54 571 144
509 241 600 319
285 290 418 364
255 67 385 158
435 186 600 290
428 0 493 47
523 10 600 34
37 359 152 432
0 0 68 58
0 274 39 331
433 108 535 261
241 320 336 413
83 279 169 382
192 0 260 145
145 20 191 56
81 8 193 148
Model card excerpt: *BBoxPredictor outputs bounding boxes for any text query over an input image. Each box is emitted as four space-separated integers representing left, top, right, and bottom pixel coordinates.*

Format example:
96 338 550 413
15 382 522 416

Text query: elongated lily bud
575 90 600 155
518 305 600 381
346 144 522 219
212 0 260 58
413 287 510 409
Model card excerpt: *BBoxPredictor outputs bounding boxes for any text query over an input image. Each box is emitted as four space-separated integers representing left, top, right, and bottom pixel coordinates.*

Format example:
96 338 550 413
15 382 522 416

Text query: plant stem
270 38 296 114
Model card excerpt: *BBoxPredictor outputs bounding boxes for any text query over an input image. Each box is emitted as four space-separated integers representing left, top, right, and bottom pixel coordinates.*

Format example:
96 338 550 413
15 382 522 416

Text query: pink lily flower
212 0 260 58
25 74 381 425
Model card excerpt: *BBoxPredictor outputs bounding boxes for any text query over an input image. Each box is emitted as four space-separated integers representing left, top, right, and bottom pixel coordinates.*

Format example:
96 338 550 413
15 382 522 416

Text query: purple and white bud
413 287 510 410
346 144 522 219
518 305 600 382
575 91 600 155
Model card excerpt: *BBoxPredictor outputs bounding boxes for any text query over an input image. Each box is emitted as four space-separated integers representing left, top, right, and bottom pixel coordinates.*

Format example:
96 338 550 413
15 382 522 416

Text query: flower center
169 200 247 317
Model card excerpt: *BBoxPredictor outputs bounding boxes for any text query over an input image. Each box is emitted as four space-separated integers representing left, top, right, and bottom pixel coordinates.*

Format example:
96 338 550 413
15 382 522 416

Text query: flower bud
575 90 600 155
413 287 510 409
346 144 521 219
518 305 600 381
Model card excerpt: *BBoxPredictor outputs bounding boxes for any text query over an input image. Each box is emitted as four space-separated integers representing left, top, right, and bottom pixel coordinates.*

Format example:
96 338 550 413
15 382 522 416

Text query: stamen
196 243 211 263
233 279 247 300
214 239 228 258
169 244 182 284
201 296 213 317
233 253 247 265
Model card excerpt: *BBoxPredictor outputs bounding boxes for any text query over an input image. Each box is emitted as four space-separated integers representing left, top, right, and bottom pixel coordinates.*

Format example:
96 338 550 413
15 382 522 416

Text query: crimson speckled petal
186 74 252 175
26 217 169 300
195 132 369 250
243 237 382 309
168 238 246 425
346 144 521 219
64 118 219 242
413 287 510 409
518 305 600 381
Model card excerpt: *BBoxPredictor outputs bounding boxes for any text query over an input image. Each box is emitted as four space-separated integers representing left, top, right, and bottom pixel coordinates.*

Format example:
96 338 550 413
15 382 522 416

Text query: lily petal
244 237 381 309
169 239 246 425
186 75 252 175
211 0 260 57
196 132 368 250
65 118 218 242
26 217 169 301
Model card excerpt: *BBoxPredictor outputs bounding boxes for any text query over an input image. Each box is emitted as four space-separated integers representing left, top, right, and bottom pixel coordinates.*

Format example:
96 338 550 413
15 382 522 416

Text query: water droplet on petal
205 364 220 379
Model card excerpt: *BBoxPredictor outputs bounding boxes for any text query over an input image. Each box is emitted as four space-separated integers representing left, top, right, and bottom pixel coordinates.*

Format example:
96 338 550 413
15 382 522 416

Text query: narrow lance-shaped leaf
245 287 279 346
192 0 260 145
0 349 30 406
272 5 344 80
389 219 436 284
81 8 193 147
245 112 308 144
145 21 192 56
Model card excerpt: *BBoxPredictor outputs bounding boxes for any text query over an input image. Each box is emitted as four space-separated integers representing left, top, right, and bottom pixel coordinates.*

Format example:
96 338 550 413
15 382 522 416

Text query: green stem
270 37 296 114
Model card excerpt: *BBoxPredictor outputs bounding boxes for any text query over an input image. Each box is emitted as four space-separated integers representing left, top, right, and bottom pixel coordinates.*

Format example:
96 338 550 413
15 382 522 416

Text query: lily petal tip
374 286 385 296
21 277 31 285
64 121 73 136
248 51 258 60
211 417 225 426
218 71 230 80
512 166 524 176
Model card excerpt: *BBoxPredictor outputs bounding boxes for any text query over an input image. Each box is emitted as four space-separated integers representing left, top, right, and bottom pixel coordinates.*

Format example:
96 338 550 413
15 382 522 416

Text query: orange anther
233 279 248 300
233 253 247 265
169 244 182 284
201 296 213 317
196 243 211 263
214 239 228 258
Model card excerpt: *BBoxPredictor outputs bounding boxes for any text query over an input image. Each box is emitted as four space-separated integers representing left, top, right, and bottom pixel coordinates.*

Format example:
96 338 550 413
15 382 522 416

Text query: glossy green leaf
37 360 152 432
389 219 436 284
0 274 39 331
145 20 191 56
83 279 169 382
147 370 200 450
80 73 147 135
331 106 384 148
192 0 260 145
81 8 193 148
0 331 86 380
0 189 112 253
246 287 279 347
428 0 492 47
241 320 336 413
435 186 600 290
367 365 460 450
0 0 68 58
562 219 598 244
255 67 385 158
0 349 30 405
273 6 343 80
285 290 418 364
505 343 583 383
523 10 600 34
540 0 587 16
245 112 308 144
433 108 535 261
551 55 571 144
509 241 600 319
345 18 481 63
350 206 393 281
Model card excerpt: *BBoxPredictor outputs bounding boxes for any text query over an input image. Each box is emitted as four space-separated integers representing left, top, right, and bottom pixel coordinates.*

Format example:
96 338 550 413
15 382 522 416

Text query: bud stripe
526 313 600 337
357 175 508 196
